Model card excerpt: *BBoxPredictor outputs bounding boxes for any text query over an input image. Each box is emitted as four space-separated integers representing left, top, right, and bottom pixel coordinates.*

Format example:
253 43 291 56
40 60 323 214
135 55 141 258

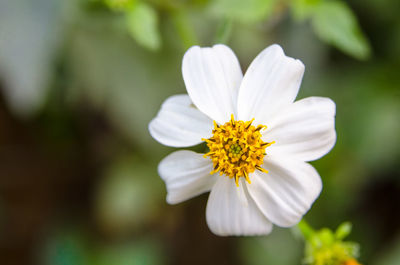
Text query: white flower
149 44 336 236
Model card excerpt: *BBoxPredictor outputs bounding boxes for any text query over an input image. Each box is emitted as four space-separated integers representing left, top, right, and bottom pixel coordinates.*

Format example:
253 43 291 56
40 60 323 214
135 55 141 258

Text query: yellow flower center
202 115 274 186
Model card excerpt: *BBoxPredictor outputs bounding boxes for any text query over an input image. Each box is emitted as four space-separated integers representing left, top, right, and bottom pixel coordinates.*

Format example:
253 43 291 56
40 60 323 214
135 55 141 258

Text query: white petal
206 177 273 236
237 44 305 124
158 150 217 204
247 155 322 227
182 44 243 124
149 94 213 147
263 97 336 161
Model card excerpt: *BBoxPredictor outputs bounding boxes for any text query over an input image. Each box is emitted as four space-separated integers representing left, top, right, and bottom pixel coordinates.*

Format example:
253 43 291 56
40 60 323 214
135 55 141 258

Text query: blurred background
0 0 399 264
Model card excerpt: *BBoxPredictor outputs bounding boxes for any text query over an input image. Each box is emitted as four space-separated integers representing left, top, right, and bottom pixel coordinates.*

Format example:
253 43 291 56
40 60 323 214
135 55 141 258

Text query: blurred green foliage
95 154 164 235
210 0 277 23
291 0 371 59
126 2 161 50
96 0 371 59
239 228 303 265
42 225 164 265
0 0 399 265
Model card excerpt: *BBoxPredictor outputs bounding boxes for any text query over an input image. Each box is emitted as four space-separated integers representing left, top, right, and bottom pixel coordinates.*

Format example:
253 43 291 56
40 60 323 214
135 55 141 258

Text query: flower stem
171 9 198 49
214 18 233 44
297 219 315 241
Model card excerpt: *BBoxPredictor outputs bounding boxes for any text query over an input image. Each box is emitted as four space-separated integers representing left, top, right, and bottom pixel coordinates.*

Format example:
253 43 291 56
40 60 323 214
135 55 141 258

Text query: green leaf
311 0 371 60
126 2 161 51
211 0 277 24
104 0 137 12
291 0 321 21
335 222 352 240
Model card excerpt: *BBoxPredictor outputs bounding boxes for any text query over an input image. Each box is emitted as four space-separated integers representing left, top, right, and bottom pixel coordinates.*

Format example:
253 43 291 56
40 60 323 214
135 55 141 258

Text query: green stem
171 9 198 49
214 18 233 44
297 219 315 241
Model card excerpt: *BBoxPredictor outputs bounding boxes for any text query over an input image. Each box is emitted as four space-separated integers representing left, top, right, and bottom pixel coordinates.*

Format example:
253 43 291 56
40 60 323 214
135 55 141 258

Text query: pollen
202 114 274 186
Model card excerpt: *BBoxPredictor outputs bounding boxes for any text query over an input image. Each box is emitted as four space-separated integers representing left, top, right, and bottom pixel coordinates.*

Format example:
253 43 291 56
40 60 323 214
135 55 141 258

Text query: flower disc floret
203 115 274 186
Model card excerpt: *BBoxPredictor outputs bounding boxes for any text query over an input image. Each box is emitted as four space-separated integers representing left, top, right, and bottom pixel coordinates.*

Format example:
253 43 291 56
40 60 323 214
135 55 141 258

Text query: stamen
203 115 272 186
245 118 255 129
230 114 235 126
256 166 269 174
